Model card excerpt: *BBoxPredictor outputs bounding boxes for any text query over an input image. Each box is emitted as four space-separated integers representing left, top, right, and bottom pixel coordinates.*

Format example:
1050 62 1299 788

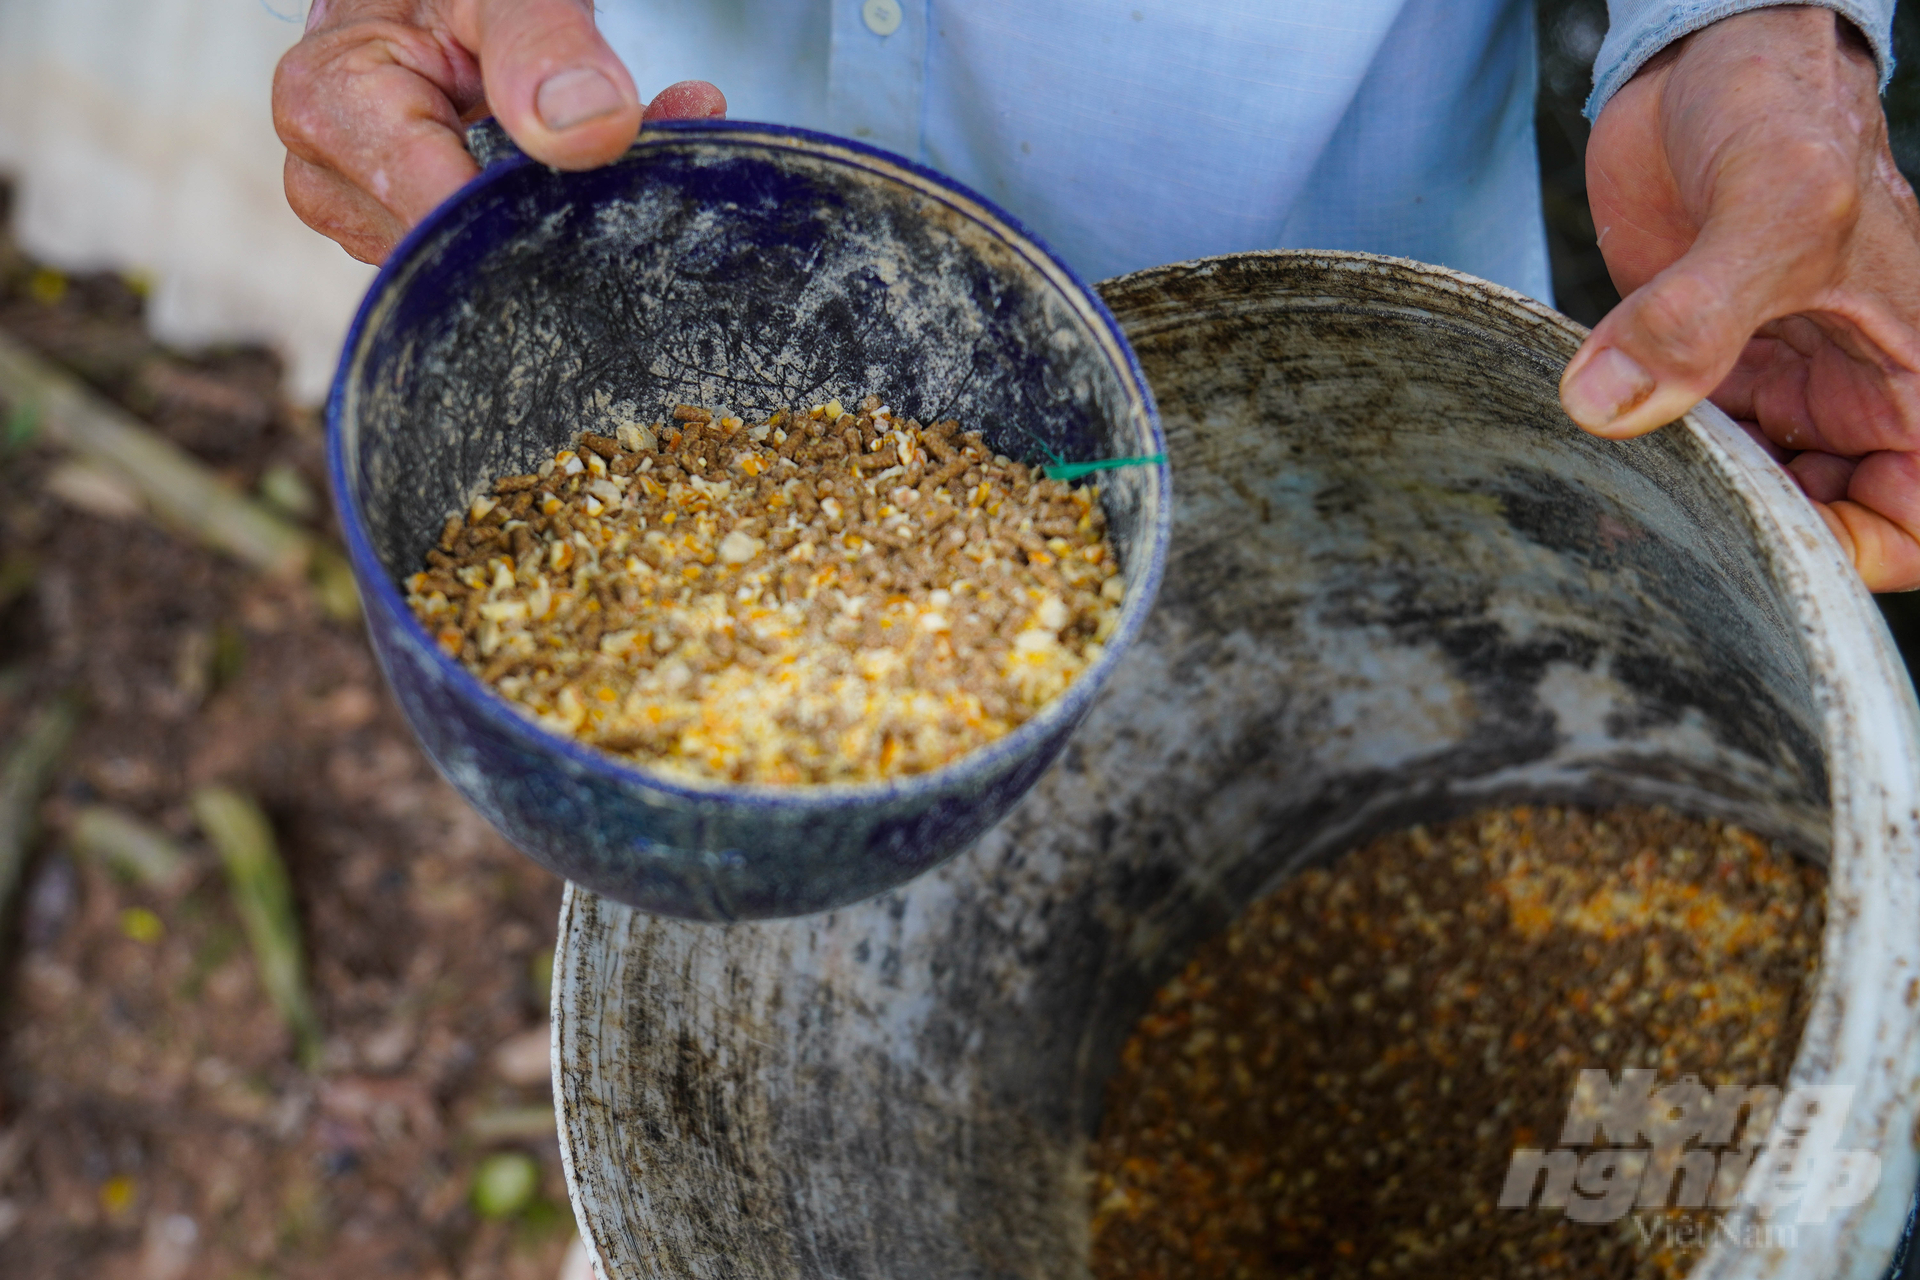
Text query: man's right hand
274 0 725 264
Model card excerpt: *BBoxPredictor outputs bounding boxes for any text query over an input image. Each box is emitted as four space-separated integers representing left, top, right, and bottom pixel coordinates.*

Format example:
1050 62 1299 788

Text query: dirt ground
0 199 576 1278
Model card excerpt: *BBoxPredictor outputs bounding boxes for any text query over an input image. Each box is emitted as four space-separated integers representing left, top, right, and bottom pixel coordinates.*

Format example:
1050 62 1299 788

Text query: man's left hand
1562 6 1920 590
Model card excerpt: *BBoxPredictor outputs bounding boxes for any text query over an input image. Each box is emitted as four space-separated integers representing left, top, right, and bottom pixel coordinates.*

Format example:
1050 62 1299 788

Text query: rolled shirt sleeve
1587 0 1896 118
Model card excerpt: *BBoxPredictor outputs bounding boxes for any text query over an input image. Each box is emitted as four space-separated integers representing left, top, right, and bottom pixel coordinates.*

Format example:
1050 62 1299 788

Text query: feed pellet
406 397 1123 784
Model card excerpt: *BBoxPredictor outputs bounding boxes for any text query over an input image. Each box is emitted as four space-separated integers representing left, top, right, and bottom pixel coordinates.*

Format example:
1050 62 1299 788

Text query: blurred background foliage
1534 0 1920 670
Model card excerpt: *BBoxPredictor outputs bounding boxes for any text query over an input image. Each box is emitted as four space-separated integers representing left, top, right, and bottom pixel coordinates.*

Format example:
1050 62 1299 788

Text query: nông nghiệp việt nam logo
1500 1069 1881 1233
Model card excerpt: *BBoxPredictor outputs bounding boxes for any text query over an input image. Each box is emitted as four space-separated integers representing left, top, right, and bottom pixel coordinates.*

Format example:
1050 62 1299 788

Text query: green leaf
472 1152 541 1220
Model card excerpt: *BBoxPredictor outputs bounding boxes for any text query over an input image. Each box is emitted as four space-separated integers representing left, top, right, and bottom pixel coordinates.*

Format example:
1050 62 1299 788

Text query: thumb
454 0 642 170
1560 235 1790 439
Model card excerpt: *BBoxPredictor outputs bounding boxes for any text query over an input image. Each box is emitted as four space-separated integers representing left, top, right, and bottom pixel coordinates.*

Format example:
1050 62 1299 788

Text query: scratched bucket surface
555 252 1920 1280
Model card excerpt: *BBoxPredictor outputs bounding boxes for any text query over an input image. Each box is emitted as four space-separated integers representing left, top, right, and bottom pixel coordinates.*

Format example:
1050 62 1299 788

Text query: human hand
274 0 725 266
1561 6 1920 591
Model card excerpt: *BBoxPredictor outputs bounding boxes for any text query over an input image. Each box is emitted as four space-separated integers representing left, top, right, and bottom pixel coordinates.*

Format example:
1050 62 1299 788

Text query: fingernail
537 67 626 131
1562 347 1655 430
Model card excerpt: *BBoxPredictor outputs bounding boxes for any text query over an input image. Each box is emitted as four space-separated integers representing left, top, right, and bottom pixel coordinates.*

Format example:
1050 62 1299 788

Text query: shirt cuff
1586 0 1896 119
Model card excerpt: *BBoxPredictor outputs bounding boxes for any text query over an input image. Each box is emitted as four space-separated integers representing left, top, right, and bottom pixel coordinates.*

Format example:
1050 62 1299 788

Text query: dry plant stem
0 331 307 575
71 805 195 892
0 696 80 951
0 331 360 622
191 786 323 1071
466 1105 559 1142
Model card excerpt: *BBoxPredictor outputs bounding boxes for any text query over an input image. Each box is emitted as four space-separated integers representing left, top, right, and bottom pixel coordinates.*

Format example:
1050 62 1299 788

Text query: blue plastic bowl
327 120 1169 920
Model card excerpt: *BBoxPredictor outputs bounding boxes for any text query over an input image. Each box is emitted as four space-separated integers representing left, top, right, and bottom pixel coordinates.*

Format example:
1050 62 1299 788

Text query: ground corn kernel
407 396 1124 784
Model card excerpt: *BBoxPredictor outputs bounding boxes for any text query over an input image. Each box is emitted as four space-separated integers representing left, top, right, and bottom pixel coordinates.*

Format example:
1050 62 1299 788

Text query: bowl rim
326 117 1171 810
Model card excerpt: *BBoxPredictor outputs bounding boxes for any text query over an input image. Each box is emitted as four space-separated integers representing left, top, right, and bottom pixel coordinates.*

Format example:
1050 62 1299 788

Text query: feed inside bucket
555 251 1920 1279
1086 804 1827 1276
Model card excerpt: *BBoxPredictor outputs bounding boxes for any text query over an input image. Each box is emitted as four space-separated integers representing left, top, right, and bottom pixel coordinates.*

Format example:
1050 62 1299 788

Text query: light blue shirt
598 0 1895 306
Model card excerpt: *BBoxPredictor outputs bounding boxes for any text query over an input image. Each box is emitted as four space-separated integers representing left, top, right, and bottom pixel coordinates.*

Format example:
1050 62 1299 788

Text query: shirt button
862 0 903 36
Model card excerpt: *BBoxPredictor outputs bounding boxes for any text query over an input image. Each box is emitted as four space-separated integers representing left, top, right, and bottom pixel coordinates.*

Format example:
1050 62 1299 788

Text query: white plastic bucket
555 252 1920 1280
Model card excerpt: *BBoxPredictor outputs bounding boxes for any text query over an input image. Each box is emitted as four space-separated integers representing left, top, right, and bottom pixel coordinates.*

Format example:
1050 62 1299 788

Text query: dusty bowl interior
556 253 1920 1278
328 120 1166 919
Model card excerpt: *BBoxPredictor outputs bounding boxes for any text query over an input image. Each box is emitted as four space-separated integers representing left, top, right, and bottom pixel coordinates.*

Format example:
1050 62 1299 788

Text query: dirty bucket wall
1113 254 1828 854
555 254 1920 1280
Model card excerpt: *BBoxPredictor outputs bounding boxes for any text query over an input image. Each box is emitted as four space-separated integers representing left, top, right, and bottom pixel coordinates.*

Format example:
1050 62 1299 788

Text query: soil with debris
0 198 574 1277
1088 805 1824 1280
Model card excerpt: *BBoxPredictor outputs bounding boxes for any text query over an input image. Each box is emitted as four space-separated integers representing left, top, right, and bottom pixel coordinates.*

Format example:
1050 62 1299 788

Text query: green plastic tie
1041 454 1166 482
